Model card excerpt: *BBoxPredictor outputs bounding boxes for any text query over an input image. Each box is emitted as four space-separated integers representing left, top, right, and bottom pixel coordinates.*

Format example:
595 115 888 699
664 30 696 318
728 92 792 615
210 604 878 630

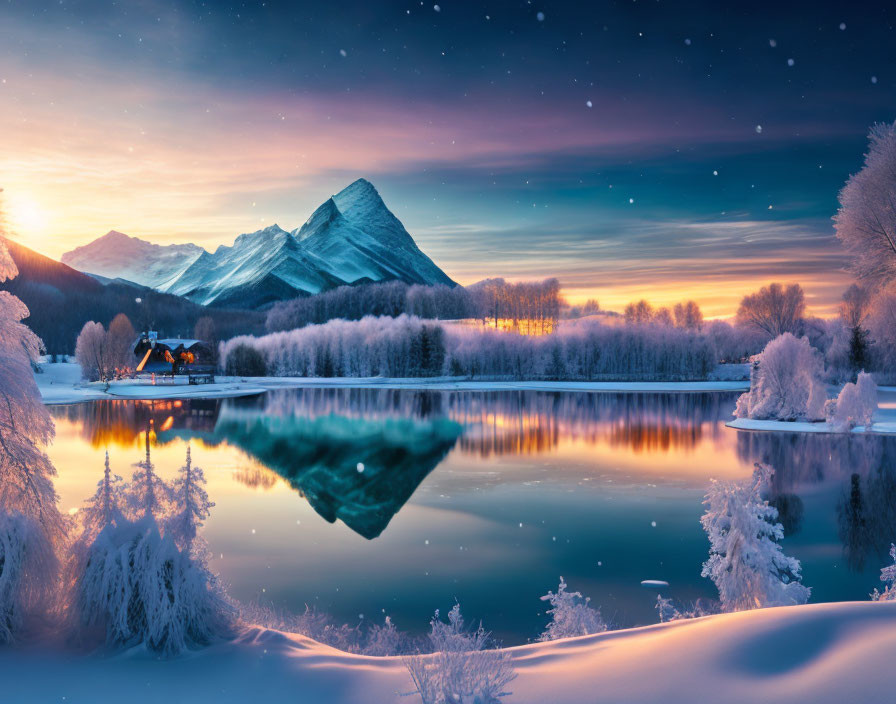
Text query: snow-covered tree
839 285 872 374
167 446 213 552
827 372 877 432
404 603 516 704
538 577 607 641
701 463 810 611
106 313 135 376
76 515 234 655
78 451 125 544
0 236 64 641
127 434 170 520
624 299 654 325
735 283 806 338
75 321 109 382
674 300 703 330
655 594 680 623
867 289 896 380
734 333 827 421
871 544 896 602
834 122 896 289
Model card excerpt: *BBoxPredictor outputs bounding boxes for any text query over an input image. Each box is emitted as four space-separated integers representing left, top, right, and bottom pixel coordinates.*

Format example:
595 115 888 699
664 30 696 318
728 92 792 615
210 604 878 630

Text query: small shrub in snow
827 372 877 432
655 595 719 623
404 604 516 704
539 577 607 640
734 333 826 421
701 463 810 611
76 516 234 655
871 544 896 602
0 512 57 643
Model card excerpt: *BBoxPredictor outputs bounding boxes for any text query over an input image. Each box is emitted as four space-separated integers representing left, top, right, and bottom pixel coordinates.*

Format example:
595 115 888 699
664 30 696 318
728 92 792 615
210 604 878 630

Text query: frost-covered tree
735 283 806 338
624 299 654 325
167 446 213 552
867 290 896 379
127 434 170 520
734 333 827 421
0 236 64 641
827 372 877 432
834 122 896 288
78 451 125 544
404 604 516 704
674 300 703 330
701 463 810 611
538 577 607 641
839 285 872 375
75 321 109 382
871 544 896 602
106 313 135 376
76 515 233 655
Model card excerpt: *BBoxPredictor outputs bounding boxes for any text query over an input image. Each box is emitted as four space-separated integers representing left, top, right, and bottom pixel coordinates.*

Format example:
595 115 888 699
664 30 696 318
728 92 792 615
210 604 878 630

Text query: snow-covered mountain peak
61 178 455 308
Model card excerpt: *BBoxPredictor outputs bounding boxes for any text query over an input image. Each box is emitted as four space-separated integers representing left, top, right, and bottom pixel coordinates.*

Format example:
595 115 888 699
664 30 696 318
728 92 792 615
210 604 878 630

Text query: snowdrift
2 602 895 703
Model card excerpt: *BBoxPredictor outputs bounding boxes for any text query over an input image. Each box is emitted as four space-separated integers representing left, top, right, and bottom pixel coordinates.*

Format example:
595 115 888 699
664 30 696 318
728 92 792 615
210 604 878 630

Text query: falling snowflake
356 462 365 473
769 38 777 47
628 197 634 204
433 4 440 11
586 99 593 108
787 58 795 67
684 38 691 46
713 170 718 176
536 11 545 21
839 22 846 30
651 521 657 527
339 49 347 57
872 76 878 84
755 124 763 134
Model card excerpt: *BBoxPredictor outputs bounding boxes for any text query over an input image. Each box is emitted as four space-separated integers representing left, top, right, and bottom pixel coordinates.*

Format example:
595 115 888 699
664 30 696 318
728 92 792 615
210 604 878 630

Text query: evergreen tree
168 446 214 552
128 432 170 520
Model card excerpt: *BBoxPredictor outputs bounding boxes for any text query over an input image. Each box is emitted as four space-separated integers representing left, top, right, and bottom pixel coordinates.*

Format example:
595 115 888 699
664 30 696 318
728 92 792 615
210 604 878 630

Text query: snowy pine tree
539 577 607 641
167 446 213 552
701 463 810 611
78 451 125 544
127 432 170 521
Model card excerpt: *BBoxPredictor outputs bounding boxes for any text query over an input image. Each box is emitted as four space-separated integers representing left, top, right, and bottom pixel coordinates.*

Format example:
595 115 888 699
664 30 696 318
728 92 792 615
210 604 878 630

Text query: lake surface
47 388 896 644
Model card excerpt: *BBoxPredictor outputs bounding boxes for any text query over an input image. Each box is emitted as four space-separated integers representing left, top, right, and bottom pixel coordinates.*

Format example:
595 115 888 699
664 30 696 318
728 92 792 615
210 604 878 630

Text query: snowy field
2 602 894 703
34 362 748 405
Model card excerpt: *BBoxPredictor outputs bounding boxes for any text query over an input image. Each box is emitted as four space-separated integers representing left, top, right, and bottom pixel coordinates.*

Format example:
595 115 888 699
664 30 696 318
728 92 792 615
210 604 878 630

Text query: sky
0 0 893 317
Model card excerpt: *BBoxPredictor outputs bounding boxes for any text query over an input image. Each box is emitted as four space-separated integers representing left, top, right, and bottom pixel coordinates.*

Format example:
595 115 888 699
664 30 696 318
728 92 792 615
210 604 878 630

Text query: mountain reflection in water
45 387 896 638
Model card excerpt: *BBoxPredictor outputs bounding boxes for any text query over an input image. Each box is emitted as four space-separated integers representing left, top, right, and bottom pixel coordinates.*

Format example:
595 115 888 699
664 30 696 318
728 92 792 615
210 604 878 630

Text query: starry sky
0 0 893 317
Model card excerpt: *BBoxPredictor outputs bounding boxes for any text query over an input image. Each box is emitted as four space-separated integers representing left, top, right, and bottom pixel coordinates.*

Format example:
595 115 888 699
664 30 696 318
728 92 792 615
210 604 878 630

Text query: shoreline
727 417 896 436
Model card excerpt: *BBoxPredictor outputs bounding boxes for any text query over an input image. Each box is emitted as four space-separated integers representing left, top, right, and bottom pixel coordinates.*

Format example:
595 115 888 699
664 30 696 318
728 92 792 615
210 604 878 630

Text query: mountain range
62 179 455 309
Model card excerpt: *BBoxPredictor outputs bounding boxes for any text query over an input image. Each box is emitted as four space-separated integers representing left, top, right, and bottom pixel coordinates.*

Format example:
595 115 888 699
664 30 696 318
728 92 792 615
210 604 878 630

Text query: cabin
134 332 215 383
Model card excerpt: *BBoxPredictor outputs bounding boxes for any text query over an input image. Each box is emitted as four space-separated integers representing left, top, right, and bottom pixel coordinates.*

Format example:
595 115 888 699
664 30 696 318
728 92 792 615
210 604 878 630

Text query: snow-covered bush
404 604 516 704
734 333 827 421
654 595 719 623
827 372 877 432
701 463 810 611
871 543 896 601
539 577 607 641
0 512 57 643
76 515 234 656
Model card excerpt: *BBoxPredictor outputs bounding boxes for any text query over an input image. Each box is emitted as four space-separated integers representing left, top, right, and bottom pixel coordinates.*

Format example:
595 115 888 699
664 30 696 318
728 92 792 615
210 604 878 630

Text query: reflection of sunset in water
43 389 896 641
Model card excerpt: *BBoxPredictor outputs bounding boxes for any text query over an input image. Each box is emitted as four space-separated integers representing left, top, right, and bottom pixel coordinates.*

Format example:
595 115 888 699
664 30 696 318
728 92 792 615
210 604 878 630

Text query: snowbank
727 417 896 435
2 602 895 703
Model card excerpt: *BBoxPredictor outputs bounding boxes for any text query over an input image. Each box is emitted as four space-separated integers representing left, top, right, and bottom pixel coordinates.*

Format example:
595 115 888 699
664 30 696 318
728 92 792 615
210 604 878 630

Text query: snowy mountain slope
61 180 456 308
61 230 204 289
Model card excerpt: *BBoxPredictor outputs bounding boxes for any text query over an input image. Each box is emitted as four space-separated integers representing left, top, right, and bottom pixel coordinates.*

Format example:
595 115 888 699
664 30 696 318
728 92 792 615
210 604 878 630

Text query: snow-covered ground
2 602 894 703
35 362 748 405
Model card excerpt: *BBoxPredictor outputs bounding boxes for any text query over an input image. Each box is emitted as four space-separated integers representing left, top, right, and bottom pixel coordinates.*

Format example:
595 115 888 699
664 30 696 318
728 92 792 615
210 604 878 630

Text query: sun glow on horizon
5 192 52 243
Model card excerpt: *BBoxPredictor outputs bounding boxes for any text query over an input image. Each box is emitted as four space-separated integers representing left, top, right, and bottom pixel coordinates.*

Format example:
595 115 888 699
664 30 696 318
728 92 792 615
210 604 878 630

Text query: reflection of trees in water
261 388 737 457
50 399 224 449
838 454 896 572
231 465 281 490
738 429 896 573
736 430 896 492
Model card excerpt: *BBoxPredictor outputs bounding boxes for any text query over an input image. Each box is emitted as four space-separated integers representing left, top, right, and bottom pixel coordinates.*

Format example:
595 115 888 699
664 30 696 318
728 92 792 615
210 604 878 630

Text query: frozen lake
47 388 896 644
